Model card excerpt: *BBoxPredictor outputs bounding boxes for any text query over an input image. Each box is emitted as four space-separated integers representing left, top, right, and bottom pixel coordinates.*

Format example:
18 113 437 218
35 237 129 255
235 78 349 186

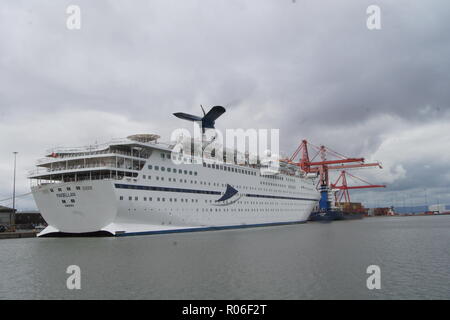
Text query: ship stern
32 180 119 237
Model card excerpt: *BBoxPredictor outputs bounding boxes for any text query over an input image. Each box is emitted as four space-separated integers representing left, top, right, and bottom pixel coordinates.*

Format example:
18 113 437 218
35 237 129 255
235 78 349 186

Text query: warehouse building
0 205 16 226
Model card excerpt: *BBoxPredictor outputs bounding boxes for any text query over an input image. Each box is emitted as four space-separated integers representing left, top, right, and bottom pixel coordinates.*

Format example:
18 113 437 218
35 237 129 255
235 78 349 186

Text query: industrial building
14 211 47 229
0 205 16 227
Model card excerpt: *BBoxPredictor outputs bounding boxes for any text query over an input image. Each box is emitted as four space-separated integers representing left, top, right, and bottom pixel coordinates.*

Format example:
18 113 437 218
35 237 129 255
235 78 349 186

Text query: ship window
156 177 159 180
120 196 123 200
143 175 146 179
144 197 147 201
207 164 211 168
161 177 164 181
162 198 165 202
58 188 62 192
179 169 182 174
161 153 165 159
70 199 75 203
148 165 152 170
76 186 81 190
62 200 66 204
149 197 152 201
184 170 187 174
167 168 171 172
50 189 54 192
189 171 192 175
157 197 160 201
203 162 206 167
129 196 132 200
161 167 165 171
194 172 197 176
155 166 159 170
135 197 138 201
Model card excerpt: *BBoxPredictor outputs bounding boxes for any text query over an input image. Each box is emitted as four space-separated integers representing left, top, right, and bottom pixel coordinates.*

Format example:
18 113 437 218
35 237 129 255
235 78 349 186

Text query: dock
0 230 37 239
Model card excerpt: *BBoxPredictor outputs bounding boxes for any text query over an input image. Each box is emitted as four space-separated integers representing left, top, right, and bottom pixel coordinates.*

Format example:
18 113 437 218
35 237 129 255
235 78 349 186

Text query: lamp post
12 152 18 228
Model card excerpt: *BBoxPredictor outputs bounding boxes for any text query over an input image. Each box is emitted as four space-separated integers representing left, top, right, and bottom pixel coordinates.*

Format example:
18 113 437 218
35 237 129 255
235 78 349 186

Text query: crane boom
288 139 385 208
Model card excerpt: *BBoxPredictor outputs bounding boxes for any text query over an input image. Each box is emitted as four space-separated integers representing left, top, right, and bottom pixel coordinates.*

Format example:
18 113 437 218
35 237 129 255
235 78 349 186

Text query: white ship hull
32 179 318 237
32 161 319 237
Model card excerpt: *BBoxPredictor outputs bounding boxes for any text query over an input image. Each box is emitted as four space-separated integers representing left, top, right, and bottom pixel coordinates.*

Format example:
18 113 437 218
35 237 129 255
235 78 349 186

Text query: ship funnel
173 105 226 132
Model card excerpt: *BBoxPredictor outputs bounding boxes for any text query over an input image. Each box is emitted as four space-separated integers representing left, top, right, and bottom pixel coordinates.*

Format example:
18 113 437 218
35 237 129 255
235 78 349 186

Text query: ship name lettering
56 192 76 198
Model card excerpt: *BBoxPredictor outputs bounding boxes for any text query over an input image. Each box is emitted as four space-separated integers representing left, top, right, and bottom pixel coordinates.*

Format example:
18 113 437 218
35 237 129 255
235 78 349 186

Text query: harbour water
1 215 449 299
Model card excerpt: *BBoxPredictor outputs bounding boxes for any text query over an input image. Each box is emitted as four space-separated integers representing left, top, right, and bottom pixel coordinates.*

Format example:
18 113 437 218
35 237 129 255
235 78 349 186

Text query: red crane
332 171 386 203
287 140 382 187
286 140 385 208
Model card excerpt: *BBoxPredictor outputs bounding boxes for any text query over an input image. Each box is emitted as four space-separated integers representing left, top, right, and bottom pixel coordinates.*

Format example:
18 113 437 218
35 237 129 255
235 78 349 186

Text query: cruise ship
28 106 320 237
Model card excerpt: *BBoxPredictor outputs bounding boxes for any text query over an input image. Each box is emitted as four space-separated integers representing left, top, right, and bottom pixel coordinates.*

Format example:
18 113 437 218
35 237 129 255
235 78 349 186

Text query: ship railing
28 168 48 176
45 137 171 155
36 149 151 164
45 138 132 154
29 162 141 176
62 174 118 182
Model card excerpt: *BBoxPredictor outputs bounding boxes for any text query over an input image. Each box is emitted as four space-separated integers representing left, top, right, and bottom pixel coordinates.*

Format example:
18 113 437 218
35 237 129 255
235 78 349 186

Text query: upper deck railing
37 139 174 165
45 138 128 154
36 149 138 164
28 161 141 176
44 138 173 156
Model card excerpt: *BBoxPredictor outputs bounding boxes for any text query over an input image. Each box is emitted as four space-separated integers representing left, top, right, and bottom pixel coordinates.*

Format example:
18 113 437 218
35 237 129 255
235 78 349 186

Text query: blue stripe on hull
116 220 307 237
114 183 318 202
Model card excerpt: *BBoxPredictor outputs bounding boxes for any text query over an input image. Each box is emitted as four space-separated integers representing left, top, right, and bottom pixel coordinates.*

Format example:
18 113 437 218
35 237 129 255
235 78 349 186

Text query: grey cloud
1 0 450 209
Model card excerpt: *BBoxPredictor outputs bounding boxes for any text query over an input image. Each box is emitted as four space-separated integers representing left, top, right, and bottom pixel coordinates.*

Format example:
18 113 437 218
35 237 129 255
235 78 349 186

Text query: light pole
12 152 18 228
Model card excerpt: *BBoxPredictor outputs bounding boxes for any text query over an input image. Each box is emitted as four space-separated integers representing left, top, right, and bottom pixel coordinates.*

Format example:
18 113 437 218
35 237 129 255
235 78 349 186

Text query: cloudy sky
1 0 449 210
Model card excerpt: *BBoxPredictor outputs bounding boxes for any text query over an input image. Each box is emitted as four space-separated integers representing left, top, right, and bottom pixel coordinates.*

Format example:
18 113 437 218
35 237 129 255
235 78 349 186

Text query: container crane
286 139 384 211
332 170 386 204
